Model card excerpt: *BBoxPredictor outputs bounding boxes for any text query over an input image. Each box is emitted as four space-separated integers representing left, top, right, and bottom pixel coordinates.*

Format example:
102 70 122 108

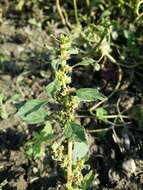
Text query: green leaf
64 122 87 142
17 99 48 116
81 171 96 190
27 143 43 159
51 59 60 70
32 121 53 143
76 88 105 102
21 107 48 124
96 107 108 121
17 99 48 124
46 79 61 98
68 48 78 55
74 57 95 67
51 58 68 71
41 121 53 136
73 142 89 162
26 121 54 159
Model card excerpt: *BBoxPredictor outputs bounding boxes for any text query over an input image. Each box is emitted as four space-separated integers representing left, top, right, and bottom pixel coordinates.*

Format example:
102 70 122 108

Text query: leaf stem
67 140 73 189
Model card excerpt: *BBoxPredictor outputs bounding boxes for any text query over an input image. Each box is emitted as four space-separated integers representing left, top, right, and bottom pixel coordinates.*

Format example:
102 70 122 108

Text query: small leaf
51 59 67 71
51 59 60 70
26 121 54 159
46 79 61 98
73 142 89 162
81 171 96 190
28 144 42 159
96 107 108 121
74 57 95 67
17 99 48 124
76 88 105 102
68 48 78 55
64 122 86 142
41 121 53 136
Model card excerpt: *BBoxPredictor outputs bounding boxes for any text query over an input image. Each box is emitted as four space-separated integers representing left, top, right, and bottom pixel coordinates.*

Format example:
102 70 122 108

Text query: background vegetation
0 0 143 189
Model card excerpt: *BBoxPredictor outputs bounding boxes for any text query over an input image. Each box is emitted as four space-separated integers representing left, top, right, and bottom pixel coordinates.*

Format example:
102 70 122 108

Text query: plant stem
73 0 79 24
86 0 90 6
56 0 66 25
67 140 73 189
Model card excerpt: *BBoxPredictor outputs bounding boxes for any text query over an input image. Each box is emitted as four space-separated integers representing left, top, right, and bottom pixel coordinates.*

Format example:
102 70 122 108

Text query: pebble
33 167 38 174
122 158 136 177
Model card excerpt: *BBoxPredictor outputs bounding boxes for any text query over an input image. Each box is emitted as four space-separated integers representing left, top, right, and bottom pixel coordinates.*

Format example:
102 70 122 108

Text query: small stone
122 158 136 177
33 167 38 174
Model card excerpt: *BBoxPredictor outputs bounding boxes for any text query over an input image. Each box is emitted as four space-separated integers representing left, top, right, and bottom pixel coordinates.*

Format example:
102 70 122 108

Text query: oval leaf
96 107 108 121
81 171 95 190
21 107 48 124
46 79 61 98
76 88 105 102
17 99 48 124
74 57 95 67
64 122 86 142
73 142 89 162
